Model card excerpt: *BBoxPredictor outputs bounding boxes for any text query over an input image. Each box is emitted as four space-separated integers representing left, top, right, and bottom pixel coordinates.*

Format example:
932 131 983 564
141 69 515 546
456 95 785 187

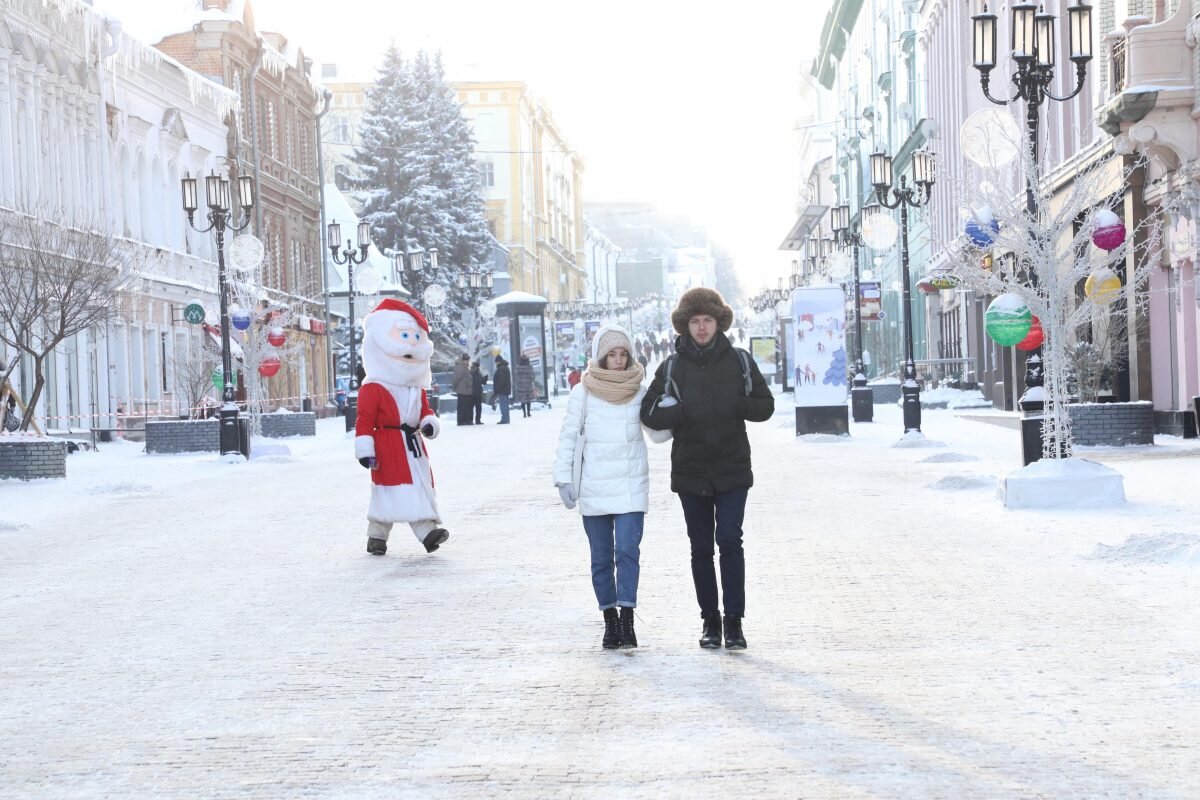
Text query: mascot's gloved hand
556 483 577 509
358 457 378 470
420 415 440 439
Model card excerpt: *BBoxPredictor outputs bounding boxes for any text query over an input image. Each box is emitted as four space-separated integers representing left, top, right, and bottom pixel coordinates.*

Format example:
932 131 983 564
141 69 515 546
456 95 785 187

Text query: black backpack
662 348 754 400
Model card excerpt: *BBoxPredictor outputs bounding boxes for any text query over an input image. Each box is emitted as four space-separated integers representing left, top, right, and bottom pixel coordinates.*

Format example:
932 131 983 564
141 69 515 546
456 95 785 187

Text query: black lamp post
831 202 875 422
871 148 935 434
398 248 439 308
182 171 255 458
972 0 1093 459
328 219 371 430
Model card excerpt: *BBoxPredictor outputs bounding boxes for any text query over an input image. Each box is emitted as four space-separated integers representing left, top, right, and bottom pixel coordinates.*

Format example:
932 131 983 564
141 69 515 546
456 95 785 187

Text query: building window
334 163 349 190
333 116 350 143
479 159 494 188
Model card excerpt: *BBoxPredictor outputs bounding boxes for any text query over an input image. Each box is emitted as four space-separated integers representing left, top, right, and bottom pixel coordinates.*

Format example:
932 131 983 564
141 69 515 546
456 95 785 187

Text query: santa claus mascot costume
354 299 449 556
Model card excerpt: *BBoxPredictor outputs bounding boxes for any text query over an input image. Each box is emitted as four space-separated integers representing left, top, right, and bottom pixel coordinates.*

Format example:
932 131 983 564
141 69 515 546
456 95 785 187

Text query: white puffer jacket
553 382 650 516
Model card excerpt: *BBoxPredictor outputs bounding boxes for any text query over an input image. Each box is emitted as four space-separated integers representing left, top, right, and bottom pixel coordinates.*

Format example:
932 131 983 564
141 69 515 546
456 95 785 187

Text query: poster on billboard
519 314 547 399
749 336 777 377
584 320 600 350
791 286 848 408
859 281 882 321
781 318 795 392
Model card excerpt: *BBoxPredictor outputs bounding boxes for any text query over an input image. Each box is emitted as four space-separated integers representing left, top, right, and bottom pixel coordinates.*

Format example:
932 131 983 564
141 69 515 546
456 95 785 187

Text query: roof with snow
323 185 408 297
492 291 548 307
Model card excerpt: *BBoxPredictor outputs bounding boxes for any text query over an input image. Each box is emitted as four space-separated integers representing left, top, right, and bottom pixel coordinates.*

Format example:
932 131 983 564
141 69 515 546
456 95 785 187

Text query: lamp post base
851 375 873 422
345 393 358 433
901 381 922 433
219 405 248 459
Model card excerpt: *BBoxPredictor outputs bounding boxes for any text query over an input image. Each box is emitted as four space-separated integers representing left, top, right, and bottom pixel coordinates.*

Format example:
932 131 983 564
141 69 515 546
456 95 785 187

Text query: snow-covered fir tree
352 47 492 352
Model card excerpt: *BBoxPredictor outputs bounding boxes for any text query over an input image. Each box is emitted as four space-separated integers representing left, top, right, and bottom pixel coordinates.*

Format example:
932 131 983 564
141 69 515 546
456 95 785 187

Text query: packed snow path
1 400 1197 798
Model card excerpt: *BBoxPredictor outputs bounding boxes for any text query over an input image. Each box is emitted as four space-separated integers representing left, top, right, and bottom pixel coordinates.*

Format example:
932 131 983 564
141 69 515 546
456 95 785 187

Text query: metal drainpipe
314 88 334 398
248 39 264 237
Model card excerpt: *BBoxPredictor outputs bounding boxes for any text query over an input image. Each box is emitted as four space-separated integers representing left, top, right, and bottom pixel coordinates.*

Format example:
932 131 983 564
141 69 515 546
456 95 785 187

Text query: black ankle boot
699 611 722 649
618 607 637 649
723 615 747 650
367 537 387 555
602 608 620 649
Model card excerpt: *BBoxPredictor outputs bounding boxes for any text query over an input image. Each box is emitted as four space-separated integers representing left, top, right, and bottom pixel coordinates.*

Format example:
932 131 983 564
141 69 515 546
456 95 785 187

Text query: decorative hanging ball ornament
984 293 1033 346
1084 266 1122 305
267 326 286 347
1091 208 1126 252
1015 315 1044 351
258 356 282 378
965 206 1000 248
230 305 252 331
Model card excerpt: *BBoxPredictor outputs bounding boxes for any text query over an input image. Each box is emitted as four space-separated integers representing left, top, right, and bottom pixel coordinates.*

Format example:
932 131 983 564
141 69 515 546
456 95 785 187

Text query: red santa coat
354 381 440 524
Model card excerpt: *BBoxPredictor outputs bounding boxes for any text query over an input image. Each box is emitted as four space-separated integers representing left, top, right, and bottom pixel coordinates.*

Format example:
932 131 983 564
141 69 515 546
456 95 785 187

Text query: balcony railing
1110 34 1128 96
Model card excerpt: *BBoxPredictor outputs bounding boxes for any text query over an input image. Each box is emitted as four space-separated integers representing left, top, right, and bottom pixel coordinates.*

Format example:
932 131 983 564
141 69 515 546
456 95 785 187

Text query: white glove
557 483 577 509
658 396 679 408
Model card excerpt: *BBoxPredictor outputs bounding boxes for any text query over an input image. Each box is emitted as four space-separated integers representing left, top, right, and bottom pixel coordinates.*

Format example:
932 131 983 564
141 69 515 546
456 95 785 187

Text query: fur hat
671 287 734 335
591 324 634 368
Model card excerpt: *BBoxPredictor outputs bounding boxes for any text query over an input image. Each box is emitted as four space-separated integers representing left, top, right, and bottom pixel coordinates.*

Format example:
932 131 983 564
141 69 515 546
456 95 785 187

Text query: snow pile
999 457 1125 509
88 482 155 497
796 433 849 443
930 474 995 491
918 386 993 409
892 432 946 449
1092 533 1200 566
920 452 980 463
250 440 292 460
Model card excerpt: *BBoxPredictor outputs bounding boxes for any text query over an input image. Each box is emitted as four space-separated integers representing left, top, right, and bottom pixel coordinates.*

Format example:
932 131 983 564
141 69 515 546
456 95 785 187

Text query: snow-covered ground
1 396 1197 798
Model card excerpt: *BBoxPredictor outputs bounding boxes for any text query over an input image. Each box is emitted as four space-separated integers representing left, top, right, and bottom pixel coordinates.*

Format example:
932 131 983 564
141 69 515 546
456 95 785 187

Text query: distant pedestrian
554 324 668 650
567 367 582 389
470 361 486 425
452 353 473 426
641 287 774 651
637 351 649 369
515 355 536 417
492 355 512 424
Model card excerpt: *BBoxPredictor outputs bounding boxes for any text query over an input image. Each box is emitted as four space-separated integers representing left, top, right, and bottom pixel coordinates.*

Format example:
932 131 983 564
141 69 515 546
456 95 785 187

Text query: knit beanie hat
593 326 635 369
671 287 734 335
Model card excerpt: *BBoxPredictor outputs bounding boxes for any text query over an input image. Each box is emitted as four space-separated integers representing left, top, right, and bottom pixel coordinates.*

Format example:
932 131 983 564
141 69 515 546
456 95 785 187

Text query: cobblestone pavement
0 403 1196 798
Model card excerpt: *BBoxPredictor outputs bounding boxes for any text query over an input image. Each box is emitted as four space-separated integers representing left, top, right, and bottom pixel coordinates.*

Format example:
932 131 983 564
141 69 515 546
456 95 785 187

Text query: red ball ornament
258 356 282 377
267 326 286 347
1015 315 1044 351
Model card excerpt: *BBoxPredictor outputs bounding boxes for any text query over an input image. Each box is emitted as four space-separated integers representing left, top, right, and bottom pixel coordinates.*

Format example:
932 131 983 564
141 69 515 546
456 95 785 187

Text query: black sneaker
422 528 449 553
723 615 747 650
618 607 638 649
367 537 387 556
601 608 620 650
699 611 722 649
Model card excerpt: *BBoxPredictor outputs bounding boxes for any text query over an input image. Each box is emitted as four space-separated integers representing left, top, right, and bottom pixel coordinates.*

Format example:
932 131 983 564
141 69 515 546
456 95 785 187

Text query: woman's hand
556 483 577 509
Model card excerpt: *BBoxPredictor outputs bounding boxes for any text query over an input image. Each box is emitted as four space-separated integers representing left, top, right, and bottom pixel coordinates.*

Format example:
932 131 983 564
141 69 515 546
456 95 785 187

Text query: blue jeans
581 512 645 609
679 488 748 617
497 394 510 423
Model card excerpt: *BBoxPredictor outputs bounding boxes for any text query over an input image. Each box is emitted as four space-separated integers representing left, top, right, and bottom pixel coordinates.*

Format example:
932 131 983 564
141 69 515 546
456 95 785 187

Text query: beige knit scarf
581 360 645 404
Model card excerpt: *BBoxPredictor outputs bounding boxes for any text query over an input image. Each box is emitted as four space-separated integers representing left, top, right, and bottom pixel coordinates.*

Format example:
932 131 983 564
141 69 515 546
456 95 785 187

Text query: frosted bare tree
944 123 1163 459
0 208 141 431
171 349 220 419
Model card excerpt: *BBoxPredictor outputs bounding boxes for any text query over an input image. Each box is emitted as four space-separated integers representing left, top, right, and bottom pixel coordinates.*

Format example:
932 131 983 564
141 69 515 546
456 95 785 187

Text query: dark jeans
456 394 472 425
473 393 483 424
678 487 748 617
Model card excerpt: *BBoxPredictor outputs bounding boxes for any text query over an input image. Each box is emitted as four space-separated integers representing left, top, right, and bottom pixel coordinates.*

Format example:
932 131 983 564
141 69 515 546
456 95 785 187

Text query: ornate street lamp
971 0 1092 460
328 219 371 430
182 170 255 458
831 201 874 422
872 148 936 434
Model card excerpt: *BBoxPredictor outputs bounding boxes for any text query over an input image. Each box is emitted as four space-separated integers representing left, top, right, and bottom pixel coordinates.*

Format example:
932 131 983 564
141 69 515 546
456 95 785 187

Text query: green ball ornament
984 293 1032 346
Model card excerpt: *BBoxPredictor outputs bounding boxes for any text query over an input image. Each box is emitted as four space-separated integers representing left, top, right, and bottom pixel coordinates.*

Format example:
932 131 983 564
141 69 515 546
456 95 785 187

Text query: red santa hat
371 298 430 332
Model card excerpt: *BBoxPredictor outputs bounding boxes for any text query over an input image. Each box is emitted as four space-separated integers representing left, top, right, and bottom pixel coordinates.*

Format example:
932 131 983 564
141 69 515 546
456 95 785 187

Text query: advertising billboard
791 286 848 408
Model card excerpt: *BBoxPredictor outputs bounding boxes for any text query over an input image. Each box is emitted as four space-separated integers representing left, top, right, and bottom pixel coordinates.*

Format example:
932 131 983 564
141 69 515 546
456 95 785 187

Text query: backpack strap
663 354 680 400
735 348 753 396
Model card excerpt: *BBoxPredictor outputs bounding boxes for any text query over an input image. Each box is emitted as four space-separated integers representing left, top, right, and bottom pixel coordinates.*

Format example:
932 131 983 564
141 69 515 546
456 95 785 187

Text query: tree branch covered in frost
943 122 1163 459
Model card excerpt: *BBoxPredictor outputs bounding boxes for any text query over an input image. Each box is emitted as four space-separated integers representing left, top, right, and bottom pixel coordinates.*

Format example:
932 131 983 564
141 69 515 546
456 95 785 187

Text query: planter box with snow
0 439 67 480
144 419 218 454
259 411 316 438
868 380 902 404
1068 401 1154 447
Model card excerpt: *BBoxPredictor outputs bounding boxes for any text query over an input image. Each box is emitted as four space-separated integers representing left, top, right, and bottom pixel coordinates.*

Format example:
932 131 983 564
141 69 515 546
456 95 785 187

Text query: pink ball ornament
267 326 286 347
1091 208 1126 252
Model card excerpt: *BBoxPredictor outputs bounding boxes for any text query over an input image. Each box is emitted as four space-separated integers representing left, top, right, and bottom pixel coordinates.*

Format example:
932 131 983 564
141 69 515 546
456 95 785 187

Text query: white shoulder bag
571 390 588 497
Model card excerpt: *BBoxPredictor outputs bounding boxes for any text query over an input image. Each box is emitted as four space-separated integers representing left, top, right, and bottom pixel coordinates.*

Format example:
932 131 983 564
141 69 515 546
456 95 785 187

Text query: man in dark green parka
640 287 774 650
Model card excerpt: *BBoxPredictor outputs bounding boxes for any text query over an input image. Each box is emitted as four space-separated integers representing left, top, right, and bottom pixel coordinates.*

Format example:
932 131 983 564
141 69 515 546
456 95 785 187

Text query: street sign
184 302 206 324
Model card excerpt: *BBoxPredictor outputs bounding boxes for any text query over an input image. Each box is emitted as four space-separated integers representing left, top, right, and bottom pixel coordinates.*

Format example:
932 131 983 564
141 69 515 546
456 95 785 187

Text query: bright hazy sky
94 0 821 293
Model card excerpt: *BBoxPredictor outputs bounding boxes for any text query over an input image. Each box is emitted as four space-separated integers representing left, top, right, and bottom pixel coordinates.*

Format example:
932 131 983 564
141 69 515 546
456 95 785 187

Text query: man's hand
557 483 577 509
658 396 679 408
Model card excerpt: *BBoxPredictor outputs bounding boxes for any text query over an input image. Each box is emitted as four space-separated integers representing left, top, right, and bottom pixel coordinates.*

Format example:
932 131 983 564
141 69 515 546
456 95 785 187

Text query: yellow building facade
453 81 586 302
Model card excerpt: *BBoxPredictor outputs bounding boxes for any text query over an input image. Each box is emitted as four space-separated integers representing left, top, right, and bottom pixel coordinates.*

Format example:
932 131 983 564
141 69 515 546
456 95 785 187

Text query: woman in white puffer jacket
554 324 666 651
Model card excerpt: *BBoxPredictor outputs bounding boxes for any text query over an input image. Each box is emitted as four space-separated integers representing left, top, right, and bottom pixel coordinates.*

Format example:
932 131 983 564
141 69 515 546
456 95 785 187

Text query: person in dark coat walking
492 355 512 423
470 361 486 425
452 353 473 425
640 287 774 651
515 355 536 417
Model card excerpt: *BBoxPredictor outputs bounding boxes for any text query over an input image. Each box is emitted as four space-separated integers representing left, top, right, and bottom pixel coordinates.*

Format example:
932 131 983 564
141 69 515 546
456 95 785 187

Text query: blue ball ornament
231 308 252 331
965 216 1000 248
